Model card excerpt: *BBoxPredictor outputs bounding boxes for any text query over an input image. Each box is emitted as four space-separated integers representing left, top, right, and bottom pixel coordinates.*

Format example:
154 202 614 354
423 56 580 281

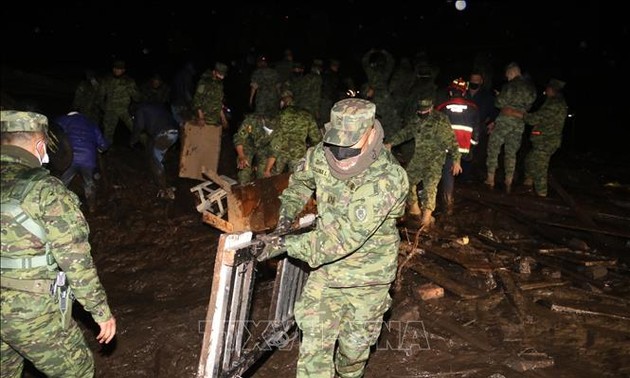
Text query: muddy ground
5 69 629 378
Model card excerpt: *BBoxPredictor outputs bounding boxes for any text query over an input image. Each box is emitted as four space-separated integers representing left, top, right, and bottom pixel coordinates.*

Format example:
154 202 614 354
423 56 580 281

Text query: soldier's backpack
0 167 57 270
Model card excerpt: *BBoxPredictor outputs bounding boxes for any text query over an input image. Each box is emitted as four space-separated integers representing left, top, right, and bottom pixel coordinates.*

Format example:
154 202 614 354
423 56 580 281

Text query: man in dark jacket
131 103 179 199
55 111 109 212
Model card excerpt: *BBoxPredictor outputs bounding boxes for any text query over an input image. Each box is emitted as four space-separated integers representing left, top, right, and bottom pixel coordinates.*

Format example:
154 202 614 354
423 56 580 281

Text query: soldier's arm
277 148 317 220
523 100 552 126
39 180 113 324
386 119 415 147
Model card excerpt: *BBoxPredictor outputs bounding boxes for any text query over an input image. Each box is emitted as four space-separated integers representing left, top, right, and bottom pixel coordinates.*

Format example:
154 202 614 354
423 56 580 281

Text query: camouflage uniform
233 113 275 183
1 111 113 377
388 109 460 212
277 98 409 377
250 66 280 117
293 65 322 121
98 63 141 143
487 75 537 183
362 49 401 138
192 67 226 126
269 104 322 174
523 84 568 196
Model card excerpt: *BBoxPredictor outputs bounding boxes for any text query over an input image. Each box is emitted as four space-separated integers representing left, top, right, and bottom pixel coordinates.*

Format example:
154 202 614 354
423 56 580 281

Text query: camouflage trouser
406 157 444 212
524 141 559 196
294 272 392 378
1 291 94 378
102 108 133 143
486 117 525 181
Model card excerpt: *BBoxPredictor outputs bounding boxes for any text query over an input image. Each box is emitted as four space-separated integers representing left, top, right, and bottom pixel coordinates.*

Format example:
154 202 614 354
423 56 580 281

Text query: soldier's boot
408 202 421 217
420 209 435 231
484 173 495 189
505 178 513 194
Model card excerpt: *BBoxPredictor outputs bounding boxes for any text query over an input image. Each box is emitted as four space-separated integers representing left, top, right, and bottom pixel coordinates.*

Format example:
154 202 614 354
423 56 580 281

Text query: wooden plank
518 280 569 291
537 248 618 267
179 122 222 181
536 299 630 320
537 219 630 239
408 259 486 299
417 305 495 352
426 245 494 273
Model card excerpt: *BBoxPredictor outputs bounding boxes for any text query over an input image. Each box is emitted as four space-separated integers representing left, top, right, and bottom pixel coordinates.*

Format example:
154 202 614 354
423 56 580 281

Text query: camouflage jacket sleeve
233 116 254 147
387 116 418 146
37 178 113 323
277 147 318 219
523 96 568 135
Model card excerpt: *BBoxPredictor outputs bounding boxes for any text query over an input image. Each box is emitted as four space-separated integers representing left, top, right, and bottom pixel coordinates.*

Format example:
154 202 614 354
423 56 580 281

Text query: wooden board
179 122 222 181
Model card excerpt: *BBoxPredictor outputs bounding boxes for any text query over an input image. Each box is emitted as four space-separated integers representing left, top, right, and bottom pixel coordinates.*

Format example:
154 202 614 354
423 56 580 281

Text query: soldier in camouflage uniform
257 98 409 378
97 60 141 143
72 69 101 124
293 59 323 123
1 111 116 377
192 62 229 128
263 90 322 177
507 79 568 197
249 55 281 117
485 62 537 193
362 49 401 139
386 98 461 229
233 112 275 184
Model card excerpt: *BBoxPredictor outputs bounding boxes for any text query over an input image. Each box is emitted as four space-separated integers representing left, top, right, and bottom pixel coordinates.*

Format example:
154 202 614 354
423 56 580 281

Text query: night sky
2 1 626 155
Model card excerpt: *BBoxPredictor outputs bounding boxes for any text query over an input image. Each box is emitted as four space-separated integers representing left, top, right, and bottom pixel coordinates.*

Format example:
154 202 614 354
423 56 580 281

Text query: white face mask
36 141 50 165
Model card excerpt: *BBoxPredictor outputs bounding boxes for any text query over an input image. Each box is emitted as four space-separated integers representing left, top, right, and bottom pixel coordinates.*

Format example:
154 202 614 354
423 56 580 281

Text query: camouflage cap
547 78 566 90
417 98 433 112
1 110 48 133
113 60 126 69
214 62 228 76
280 89 293 99
323 98 375 147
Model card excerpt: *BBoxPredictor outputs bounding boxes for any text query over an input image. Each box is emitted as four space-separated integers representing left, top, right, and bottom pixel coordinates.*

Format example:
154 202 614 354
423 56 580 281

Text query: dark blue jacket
131 103 178 145
55 112 109 169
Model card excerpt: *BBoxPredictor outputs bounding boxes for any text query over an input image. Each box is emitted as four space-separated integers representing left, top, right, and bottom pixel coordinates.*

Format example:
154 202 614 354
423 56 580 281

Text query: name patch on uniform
355 206 367 222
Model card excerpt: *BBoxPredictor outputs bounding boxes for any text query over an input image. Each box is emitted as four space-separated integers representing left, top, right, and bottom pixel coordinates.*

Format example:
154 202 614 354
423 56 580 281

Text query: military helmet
280 89 293 99
323 98 376 147
448 77 468 96
214 62 228 76
417 97 434 112
0 110 48 133
113 60 126 69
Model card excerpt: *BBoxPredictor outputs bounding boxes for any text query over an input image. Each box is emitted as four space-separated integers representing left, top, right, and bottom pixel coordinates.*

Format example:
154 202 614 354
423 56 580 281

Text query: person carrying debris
130 103 179 199
257 98 409 377
1 110 116 377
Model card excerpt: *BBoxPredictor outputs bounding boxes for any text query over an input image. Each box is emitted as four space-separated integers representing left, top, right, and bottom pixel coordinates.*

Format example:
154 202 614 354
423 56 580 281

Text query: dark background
2 1 626 160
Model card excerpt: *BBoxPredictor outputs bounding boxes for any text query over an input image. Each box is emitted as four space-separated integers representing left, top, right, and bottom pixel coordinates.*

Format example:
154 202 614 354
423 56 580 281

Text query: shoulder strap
2 168 50 242
1 168 57 270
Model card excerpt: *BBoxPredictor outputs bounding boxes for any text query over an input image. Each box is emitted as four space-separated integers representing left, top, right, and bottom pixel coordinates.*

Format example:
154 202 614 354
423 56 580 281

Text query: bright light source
455 0 467 11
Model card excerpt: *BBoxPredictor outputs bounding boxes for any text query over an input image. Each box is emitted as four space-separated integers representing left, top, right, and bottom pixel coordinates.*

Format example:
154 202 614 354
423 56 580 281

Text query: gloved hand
256 235 286 262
